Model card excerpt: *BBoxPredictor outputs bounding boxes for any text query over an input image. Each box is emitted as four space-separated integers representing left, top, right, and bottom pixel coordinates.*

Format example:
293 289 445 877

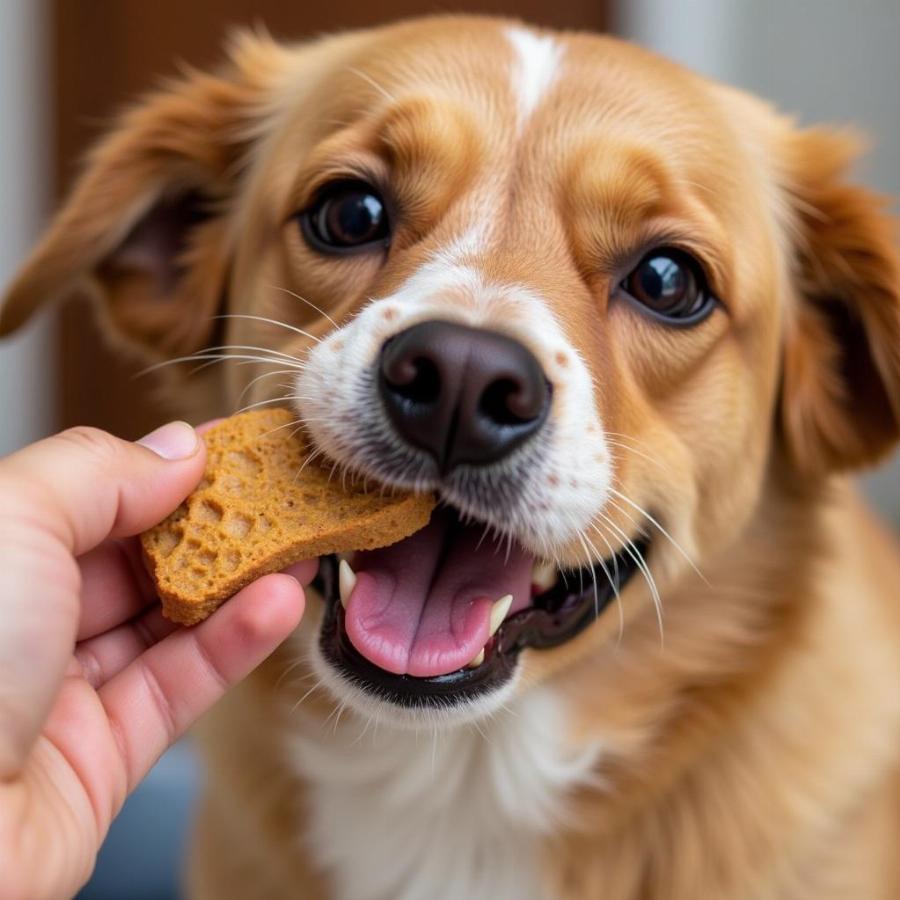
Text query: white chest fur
287 689 599 900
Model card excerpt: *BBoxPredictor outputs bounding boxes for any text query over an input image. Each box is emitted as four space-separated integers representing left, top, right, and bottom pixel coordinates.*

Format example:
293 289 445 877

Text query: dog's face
3 17 899 727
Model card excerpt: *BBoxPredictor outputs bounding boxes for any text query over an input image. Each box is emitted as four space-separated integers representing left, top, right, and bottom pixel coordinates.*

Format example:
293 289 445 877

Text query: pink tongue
343 512 534 677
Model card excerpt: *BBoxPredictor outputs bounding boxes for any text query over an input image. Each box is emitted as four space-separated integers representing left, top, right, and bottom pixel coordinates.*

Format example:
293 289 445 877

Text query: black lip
316 535 649 708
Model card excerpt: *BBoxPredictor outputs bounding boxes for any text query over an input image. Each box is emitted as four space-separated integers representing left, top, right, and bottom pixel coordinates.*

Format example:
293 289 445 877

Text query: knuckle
57 426 122 465
137 658 178 746
195 634 230 695
74 645 103 688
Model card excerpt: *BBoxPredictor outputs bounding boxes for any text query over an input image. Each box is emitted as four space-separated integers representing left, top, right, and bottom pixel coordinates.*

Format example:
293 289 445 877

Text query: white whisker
593 513 664 649
236 368 304 406
215 312 323 343
198 342 307 362
347 66 397 103
603 438 671 475
139 350 307 378
269 285 339 328
574 531 600 620
584 522 625 643
232 395 297 416
608 488 706 583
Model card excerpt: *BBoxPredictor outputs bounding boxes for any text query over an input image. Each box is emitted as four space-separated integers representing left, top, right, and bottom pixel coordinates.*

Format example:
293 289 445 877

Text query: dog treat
141 408 435 625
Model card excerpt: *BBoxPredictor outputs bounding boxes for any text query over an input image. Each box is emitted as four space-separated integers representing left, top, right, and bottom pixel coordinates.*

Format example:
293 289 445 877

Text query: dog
3 15 900 899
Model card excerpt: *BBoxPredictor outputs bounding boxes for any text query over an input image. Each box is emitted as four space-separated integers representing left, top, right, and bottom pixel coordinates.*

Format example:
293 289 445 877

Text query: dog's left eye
620 249 714 324
300 180 390 254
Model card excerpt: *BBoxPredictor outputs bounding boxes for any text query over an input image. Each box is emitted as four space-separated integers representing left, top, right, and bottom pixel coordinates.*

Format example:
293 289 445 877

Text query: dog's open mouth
316 508 647 706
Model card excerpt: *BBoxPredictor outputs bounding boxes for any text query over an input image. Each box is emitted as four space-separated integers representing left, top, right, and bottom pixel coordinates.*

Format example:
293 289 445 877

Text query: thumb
2 421 206 556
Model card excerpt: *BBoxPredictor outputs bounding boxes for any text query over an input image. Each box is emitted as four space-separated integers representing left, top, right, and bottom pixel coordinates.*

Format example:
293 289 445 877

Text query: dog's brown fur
3 17 900 899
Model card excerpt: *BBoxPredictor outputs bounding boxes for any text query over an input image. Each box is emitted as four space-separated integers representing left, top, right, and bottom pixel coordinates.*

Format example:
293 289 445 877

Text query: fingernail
137 421 199 460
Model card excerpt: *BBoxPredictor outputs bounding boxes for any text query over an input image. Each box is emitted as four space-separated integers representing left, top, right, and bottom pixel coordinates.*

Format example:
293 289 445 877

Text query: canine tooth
339 559 357 609
532 561 556 592
489 594 513 637
467 648 486 669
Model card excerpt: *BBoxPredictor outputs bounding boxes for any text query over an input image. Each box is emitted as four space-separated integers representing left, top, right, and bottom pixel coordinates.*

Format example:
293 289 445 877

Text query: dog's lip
314 523 648 706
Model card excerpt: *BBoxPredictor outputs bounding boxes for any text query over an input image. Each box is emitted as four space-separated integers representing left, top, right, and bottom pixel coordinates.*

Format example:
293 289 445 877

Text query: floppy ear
0 31 284 359
777 128 900 475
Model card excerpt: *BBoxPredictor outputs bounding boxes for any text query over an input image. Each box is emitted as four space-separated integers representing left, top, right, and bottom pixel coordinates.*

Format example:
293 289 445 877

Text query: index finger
1 422 205 556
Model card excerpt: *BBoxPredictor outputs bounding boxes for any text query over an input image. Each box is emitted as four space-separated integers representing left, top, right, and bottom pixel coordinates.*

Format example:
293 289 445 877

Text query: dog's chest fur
287 688 599 900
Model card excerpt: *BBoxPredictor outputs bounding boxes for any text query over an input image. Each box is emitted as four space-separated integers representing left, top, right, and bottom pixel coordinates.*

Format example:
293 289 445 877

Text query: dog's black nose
378 320 550 473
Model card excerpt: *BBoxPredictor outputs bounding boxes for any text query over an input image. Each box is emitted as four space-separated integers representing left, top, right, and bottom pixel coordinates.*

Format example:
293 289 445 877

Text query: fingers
75 558 319 689
0 421 204 777
1 421 206 557
74 606 177 688
98 574 304 791
76 539 158 641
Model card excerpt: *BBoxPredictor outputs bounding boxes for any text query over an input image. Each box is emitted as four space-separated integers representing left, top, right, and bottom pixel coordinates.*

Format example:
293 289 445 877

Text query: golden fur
3 16 900 899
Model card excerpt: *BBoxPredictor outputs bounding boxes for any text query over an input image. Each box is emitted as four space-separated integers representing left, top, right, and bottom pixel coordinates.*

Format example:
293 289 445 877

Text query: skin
0 420 316 900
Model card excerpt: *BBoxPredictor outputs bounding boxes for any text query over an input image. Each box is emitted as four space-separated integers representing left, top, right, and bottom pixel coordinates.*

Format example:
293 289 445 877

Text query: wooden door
53 0 609 438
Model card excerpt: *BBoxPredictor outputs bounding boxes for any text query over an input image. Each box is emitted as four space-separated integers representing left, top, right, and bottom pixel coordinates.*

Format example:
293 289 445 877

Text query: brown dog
3 16 900 899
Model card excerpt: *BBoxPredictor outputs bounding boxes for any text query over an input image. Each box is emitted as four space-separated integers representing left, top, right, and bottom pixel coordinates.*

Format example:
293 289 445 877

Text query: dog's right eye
299 181 391 255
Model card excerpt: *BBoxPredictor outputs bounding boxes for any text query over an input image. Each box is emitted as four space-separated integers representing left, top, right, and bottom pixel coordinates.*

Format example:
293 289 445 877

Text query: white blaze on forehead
504 26 565 126
437 221 490 265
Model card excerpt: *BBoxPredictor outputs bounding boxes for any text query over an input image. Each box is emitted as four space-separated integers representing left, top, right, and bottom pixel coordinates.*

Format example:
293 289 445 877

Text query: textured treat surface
141 408 435 624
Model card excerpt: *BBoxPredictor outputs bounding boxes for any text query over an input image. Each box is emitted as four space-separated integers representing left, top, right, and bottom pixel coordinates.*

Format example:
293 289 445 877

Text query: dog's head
4 17 899 727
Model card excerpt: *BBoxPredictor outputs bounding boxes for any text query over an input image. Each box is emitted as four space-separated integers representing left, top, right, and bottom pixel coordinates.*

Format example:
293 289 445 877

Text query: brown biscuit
141 408 435 625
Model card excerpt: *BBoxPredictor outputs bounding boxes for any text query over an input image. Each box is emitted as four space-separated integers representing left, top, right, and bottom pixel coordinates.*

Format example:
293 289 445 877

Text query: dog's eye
300 181 390 253
620 249 714 324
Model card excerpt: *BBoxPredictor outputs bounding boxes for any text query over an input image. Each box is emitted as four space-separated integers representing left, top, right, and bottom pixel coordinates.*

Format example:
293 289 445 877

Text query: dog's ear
0 30 285 359
777 128 900 475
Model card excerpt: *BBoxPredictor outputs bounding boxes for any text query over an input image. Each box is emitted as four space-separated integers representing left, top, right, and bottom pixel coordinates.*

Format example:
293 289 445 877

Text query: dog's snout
378 320 550 472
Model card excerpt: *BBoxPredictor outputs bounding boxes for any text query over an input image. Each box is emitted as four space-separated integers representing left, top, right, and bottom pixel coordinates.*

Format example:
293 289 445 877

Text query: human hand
0 422 314 900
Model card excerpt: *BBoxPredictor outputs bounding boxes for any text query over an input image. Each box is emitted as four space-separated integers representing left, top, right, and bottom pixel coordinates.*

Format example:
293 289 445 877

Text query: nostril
480 378 533 425
479 376 550 426
386 356 441 405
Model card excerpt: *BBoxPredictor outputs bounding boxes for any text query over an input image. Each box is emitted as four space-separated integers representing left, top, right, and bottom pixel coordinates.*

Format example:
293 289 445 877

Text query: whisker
349 713 375 747
231 395 297 416
258 417 304 440
608 488 706 583
574 531 600 621
236 368 304 406
583 522 624 643
269 285 338 329
347 65 397 103
592 514 664 649
294 444 328 482
275 656 308 690
215 313 323 343
198 342 308 362
139 351 307 378
603 439 671 475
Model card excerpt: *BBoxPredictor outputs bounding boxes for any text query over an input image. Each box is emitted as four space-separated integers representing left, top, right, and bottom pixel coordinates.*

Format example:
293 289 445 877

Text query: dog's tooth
339 559 357 609
466 648 486 669
531 561 557 593
489 594 513 637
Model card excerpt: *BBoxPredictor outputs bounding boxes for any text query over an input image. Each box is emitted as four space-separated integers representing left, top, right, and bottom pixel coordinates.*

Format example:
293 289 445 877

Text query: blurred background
0 1 896 898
